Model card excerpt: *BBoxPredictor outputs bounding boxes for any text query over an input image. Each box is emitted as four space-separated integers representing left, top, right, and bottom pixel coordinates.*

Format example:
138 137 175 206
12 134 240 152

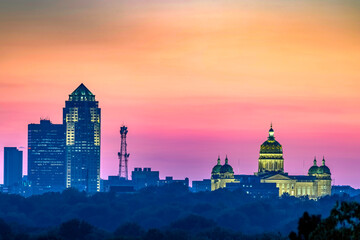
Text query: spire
313 156 317 166
217 156 221 165
225 155 228 164
322 156 325 166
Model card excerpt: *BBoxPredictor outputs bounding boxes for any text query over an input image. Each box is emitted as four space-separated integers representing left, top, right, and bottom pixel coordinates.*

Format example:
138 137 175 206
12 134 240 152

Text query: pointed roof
70 83 94 96
68 83 96 102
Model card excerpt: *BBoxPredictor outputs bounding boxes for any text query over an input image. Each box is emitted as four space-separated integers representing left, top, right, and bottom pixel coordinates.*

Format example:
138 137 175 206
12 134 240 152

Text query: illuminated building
28 119 66 194
4 147 23 187
211 156 236 190
211 125 332 199
258 124 284 173
63 83 101 192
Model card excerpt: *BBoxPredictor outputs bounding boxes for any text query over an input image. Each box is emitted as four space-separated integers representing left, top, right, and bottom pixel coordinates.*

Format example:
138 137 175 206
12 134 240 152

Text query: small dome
318 165 331 174
308 157 318 175
212 156 221 174
220 156 234 174
317 157 331 175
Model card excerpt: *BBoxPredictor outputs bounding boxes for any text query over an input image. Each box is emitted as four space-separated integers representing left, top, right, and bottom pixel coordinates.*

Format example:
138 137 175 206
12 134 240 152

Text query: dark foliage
290 201 360 240
310 201 360 240
289 212 321 240
114 222 145 238
0 184 358 239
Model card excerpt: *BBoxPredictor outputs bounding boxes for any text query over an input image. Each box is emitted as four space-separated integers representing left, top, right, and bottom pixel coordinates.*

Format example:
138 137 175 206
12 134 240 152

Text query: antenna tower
118 126 130 179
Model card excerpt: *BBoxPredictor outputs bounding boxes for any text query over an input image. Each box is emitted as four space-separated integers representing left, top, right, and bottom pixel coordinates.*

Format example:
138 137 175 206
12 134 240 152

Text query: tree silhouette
289 212 321 240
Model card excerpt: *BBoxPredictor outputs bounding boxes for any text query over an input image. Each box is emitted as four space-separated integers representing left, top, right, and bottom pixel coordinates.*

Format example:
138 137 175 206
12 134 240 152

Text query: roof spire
313 156 317 166
225 155 228 164
217 156 221 165
322 156 325 166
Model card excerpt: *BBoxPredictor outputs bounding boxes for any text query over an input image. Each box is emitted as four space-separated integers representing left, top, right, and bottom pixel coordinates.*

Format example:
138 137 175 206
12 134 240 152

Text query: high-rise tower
118 126 129 180
4 147 23 187
63 83 101 192
28 119 66 194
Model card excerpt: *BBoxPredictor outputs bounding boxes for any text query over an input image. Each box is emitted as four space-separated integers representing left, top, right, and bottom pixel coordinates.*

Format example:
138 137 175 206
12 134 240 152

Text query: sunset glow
1 0 360 187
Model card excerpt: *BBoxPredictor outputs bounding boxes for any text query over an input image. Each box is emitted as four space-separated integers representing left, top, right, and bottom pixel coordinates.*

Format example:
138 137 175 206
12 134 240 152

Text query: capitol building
210 125 332 198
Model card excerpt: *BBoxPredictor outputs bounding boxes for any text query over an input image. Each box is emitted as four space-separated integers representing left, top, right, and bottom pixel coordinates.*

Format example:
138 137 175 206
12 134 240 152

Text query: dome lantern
268 123 275 140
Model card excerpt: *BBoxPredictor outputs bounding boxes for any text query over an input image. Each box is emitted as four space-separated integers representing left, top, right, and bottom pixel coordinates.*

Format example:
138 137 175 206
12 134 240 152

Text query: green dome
317 157 331 175
220 164 234 174
308 166 319 175
308 158 319 175
212 165 221 174
318 165 331 175
212 156 221 174
220 156 233 174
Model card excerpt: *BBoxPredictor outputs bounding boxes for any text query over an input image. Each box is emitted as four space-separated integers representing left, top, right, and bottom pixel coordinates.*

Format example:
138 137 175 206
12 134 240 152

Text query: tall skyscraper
63 83 101 192
4 147 23 187
28 119 66 193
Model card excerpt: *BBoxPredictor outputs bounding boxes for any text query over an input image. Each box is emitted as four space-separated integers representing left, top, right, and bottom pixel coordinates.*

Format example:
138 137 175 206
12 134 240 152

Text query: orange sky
1 0 360 186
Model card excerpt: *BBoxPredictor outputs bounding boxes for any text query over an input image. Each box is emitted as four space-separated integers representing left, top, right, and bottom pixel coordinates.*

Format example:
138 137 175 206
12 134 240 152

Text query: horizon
1 0 360 188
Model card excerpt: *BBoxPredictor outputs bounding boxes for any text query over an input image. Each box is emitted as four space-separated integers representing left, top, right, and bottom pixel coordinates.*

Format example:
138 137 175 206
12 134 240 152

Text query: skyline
1 0 360 187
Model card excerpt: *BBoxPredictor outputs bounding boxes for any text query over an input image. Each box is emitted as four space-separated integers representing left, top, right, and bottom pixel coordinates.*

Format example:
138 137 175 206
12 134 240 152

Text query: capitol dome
260 125 283 154
220 156 234 174
258 124 284 173
308 157 319 175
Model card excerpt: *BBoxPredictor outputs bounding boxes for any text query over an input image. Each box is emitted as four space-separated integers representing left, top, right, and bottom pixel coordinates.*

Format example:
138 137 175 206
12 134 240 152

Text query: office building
4 147 23 187
63 83 101 192
28 119 66 193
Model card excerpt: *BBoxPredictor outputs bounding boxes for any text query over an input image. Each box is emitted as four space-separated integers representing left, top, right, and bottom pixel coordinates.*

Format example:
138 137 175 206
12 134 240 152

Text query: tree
170 214 216 232
0 218 13 240
310 201 360 240
59 219 93 240
144 229 164 240
289 212 321 240
114 222 145 238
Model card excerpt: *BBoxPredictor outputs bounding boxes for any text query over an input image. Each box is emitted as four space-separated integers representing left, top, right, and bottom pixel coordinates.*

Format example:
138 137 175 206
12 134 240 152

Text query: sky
0 0 360 187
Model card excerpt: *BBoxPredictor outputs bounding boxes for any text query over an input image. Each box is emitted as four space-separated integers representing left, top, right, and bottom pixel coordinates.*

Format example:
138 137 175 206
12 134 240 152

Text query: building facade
132 168 159 190
211 125 332 199
4 147 23 187
63 83 101 192
28 119 66 193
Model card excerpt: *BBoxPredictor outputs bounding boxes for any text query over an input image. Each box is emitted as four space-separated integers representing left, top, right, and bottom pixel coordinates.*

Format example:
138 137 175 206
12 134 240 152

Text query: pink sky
0 0 360 187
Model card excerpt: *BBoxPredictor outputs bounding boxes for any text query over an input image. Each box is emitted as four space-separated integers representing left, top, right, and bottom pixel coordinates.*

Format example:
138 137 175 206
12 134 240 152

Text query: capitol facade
211 125 332 198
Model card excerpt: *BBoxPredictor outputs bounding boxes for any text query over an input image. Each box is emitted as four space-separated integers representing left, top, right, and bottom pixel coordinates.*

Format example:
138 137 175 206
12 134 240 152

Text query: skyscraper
4 147 23 187
28 119 66 194
63 83 101 192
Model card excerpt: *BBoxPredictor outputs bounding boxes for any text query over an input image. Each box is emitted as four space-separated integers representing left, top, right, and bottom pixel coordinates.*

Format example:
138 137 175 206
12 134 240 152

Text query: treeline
0 183 358 239
0 217 286 240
